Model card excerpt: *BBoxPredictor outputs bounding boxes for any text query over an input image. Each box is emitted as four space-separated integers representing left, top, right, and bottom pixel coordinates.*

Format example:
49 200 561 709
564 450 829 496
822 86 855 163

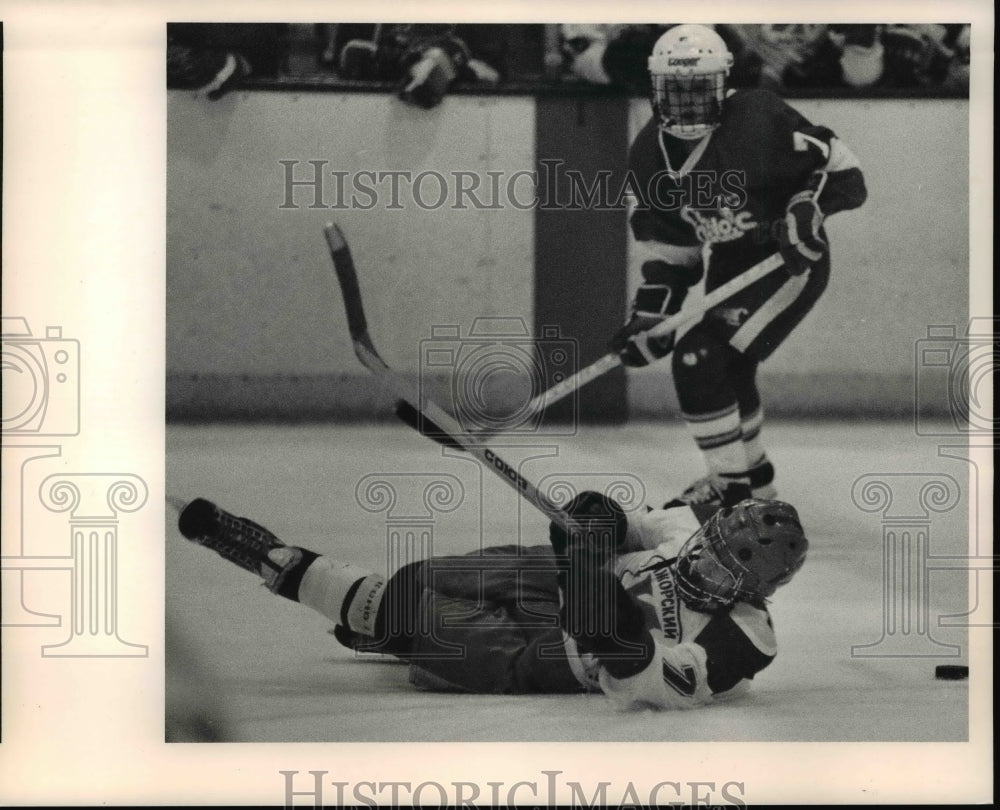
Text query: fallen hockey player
176 477 807 711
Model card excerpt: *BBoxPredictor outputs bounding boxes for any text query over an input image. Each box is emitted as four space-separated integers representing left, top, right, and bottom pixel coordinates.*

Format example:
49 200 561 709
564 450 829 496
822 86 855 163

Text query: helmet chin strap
656 127 713 176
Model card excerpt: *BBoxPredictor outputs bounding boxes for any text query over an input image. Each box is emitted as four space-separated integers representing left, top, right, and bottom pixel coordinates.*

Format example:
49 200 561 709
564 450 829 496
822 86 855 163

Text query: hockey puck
935 665 969 680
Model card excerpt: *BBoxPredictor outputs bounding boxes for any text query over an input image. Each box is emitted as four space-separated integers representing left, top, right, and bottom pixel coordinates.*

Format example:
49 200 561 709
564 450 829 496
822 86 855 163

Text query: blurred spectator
167 23 284 100
558 23 759 93
734 23 969 92
320 23 499 109
940 25 971 91
828 25 885 89
881 24 968 88
729 24 843 89
168 21 968 99
558 24 635 86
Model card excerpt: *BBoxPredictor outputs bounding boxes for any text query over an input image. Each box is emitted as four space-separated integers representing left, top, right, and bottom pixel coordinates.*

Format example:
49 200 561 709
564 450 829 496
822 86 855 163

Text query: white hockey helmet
674 498 808 612
648 24 733 139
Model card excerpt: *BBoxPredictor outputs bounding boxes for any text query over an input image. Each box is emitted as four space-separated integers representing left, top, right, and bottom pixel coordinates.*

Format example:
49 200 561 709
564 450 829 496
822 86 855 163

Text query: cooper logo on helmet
649 25 734 139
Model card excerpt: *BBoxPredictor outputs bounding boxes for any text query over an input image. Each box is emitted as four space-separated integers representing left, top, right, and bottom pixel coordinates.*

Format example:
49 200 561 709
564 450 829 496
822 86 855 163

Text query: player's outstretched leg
177 497 387 644
177 497 306 593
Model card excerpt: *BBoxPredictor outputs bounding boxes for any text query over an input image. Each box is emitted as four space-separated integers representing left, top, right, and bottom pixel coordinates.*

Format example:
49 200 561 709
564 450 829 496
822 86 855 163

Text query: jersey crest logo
681 206 758 244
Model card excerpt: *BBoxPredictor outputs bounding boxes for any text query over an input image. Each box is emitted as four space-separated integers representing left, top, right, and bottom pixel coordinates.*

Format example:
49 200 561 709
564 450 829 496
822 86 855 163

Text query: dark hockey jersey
566 505 777 710
628 87 866 276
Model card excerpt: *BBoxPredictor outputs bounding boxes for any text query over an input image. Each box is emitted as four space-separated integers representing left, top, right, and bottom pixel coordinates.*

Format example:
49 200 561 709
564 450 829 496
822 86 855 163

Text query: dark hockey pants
354 544 586 694
672 250 831 418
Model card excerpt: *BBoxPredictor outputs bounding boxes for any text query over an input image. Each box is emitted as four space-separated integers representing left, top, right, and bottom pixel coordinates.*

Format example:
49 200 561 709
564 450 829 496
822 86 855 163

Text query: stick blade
324 222 370 341
323 222 346 253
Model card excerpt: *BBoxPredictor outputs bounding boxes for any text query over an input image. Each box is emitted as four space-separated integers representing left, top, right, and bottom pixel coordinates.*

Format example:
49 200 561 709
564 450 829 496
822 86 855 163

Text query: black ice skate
664 474 753 511
177 498 302 593
745 458 777 499
666 458 777 510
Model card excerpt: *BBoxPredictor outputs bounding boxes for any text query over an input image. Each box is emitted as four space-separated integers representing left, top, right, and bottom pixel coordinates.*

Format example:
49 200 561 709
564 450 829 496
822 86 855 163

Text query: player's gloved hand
339 39 379 79
777 173 828 276
549 490 628 560
559 550 654 679
398 46 457 109
610 260 691 367
611 314 678 367
551 492 652 677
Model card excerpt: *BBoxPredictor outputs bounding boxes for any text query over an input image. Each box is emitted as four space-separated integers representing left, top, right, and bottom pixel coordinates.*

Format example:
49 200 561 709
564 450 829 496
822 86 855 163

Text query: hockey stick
508 250 786 431
324 222 581 534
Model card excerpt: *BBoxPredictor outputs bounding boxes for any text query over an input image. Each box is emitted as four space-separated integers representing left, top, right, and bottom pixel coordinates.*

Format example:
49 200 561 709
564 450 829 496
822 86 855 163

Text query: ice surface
166 420 970 742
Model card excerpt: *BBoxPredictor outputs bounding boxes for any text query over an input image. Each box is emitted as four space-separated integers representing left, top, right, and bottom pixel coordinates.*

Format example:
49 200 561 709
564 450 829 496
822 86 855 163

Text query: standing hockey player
611 24 867 502
176 480 807 710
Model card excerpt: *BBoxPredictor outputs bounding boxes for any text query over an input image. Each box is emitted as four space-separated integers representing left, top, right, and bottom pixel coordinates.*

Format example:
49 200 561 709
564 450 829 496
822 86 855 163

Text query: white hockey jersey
566 505 777 710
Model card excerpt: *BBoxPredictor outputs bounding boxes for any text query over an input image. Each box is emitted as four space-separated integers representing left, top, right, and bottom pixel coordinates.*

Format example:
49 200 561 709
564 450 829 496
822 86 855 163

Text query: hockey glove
559 550 654 679
549 490 628 560
610 260 691 367
398 32 471 109
398 47 456 108
777 173 828 276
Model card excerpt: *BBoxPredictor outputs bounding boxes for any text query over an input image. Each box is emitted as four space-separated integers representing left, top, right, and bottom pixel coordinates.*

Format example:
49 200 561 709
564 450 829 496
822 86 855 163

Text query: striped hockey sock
683 404 750 476
296 557 387 637
740 406 766 467
738 407 776 497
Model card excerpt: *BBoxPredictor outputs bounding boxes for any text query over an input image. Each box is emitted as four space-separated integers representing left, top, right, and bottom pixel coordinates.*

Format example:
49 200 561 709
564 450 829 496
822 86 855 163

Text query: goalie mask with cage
674 499 808 612
648 24 733 140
